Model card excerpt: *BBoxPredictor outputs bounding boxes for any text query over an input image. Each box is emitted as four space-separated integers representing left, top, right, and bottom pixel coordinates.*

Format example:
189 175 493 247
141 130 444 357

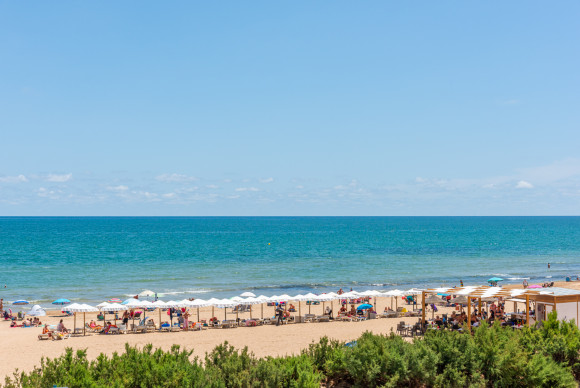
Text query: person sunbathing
57 319 69 334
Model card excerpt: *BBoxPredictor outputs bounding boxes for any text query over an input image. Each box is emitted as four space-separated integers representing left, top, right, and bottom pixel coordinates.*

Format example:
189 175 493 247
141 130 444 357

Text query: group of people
10 316 42 327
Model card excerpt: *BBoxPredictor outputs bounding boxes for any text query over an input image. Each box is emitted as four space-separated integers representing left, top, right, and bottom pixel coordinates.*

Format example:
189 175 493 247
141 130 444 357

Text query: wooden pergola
421 286 541 331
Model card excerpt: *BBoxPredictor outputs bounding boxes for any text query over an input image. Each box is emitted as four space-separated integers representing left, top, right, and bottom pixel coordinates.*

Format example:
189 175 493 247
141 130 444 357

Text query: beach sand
2 280 579 380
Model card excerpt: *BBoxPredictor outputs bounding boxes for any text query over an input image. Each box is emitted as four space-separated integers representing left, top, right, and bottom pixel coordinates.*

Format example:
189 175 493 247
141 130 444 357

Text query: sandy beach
2 281 579 380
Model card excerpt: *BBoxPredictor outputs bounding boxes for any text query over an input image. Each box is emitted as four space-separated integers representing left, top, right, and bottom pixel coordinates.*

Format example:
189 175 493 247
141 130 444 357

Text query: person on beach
122 311 129 326
460 280 464 287
57 319 68 334
325 306 333 318
523 279 528 288
0 298 3 313
183 310 190 331
275 305 284 326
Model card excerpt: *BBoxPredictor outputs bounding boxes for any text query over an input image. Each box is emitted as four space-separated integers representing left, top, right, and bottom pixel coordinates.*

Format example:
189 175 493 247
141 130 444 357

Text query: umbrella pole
250 305 252 319
197 307 200 322
159 309 162 331
74 312 77 334
83 312 86 336
224 308 227 321
261 303 263 319
309 302 311 314
212 306 215 319
299 301 301 320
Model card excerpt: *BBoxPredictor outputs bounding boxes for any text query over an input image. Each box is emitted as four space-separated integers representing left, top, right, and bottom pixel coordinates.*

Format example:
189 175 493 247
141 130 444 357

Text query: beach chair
396 322 410 336
52 331 70 340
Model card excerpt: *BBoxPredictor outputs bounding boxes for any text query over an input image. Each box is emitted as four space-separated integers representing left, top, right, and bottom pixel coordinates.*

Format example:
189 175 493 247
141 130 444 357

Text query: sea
1 216 579 309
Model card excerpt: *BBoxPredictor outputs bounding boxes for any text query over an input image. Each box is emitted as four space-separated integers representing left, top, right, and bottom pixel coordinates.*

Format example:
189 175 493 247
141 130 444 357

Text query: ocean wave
507 277 530 280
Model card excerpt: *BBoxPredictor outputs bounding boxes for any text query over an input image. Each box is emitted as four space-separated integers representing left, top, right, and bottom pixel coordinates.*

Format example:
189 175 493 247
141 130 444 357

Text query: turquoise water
1 217 579 308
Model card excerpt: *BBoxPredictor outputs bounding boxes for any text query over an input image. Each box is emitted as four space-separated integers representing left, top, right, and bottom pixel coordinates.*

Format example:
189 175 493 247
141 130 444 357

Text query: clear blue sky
1 1 579 215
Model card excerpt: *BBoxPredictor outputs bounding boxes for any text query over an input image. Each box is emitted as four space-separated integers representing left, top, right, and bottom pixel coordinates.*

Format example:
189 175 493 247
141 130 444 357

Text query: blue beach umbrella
487 277 504 283
357 303 373 310
52 298 71 305
12 300 29 305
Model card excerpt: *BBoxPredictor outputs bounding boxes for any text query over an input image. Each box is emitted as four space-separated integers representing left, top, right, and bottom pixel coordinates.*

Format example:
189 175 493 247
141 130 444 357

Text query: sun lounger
52 331 70 340
38 332 52 340
315 316 330 323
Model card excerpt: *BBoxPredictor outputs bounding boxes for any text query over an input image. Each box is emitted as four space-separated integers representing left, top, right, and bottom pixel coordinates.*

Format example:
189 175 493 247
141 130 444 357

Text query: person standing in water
548 263 551 269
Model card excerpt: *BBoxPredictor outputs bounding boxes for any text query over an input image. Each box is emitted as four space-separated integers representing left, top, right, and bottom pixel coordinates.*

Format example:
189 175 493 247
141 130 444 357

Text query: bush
4 316 580 388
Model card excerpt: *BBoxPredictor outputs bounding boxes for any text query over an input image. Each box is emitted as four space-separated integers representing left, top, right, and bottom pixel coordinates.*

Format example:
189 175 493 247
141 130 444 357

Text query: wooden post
83 312 86 336
421 291 426 327
467 297 471 332
525 295 530 327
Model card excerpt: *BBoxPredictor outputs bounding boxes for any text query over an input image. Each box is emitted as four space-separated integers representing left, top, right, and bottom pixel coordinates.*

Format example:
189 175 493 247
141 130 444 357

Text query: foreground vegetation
4 312 580 387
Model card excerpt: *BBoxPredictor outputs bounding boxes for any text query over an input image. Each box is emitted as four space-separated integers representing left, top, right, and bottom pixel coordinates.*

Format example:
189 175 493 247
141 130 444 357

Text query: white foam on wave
546 275 552 278
123 289 211 297
162 289 211 295
507 277 530 280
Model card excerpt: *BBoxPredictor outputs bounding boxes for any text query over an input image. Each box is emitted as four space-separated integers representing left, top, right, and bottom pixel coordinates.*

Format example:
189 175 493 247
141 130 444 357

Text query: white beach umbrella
190 299 208 321
61 303 83 312
267 295 281 302
122 298 142 307
96 302 110 308
359 290 381 297
340 291 359 299
290 294 307 317
177 299 194 307
301 293 319 314
152 300 167 328
245 297 263 318
101 303 128 312
240 292 256 298
231 296 245 303
63 303 98 335
206 298 223 319
313 293 336 315
254 295 270 319
215 299 236 320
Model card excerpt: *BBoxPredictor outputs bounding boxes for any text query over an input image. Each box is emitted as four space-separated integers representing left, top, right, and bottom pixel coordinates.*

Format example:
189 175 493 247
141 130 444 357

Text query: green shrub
4 316 580 388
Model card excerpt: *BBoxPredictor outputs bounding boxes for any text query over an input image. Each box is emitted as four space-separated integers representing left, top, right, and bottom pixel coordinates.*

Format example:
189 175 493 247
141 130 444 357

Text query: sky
0 1 579 216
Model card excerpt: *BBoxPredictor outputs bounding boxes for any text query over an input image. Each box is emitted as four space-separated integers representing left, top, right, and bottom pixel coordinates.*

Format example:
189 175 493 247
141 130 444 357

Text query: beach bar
421 286 542 331
530 287 580 326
